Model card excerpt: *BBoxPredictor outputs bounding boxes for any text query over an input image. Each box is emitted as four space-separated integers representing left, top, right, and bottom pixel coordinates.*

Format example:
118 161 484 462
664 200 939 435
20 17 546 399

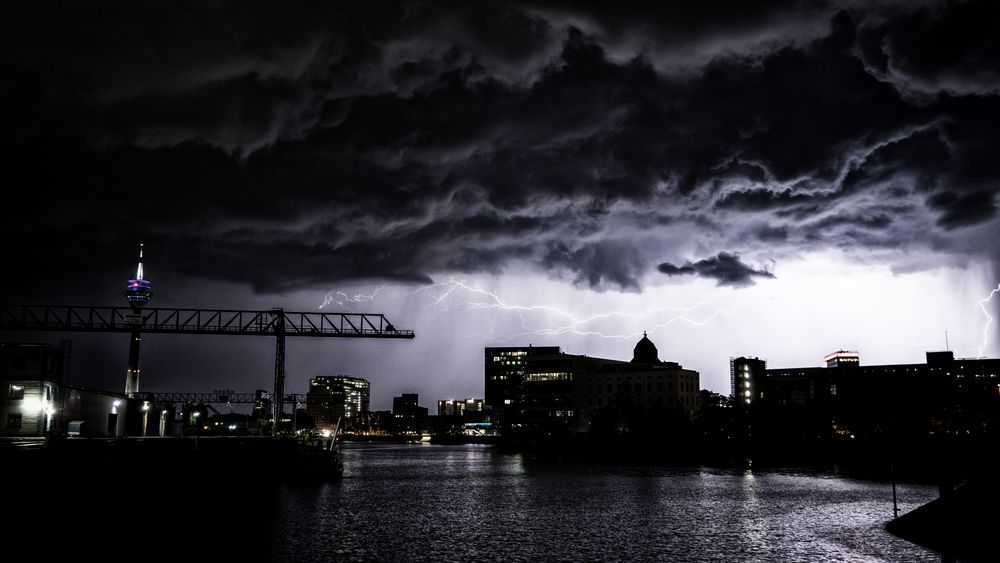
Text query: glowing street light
192 411 201 448
141 401 150 436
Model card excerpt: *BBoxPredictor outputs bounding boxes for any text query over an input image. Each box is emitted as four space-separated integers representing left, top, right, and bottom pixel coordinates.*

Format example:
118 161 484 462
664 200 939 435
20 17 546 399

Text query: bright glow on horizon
407 277 741 341
310 250 998 401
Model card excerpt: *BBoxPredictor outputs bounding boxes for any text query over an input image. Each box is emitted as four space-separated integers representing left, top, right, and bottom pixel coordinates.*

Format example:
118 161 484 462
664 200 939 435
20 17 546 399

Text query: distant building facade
435 398 492 437
393 393 428 418
521 351 624 433
485 334 701 436
574 334 701 434
485 346 559 427
306 375 370 432
733 350 1000 441
438 398 486 417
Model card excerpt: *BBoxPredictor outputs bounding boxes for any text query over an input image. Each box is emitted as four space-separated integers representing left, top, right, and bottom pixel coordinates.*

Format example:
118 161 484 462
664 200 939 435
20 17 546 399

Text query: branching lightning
317 277 740 343
410 277 740 342
319 284 386 311
978 283 1000 358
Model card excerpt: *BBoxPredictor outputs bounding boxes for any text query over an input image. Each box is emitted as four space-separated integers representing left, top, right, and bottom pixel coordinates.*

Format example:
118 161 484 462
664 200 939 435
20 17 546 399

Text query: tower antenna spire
136 242 144 280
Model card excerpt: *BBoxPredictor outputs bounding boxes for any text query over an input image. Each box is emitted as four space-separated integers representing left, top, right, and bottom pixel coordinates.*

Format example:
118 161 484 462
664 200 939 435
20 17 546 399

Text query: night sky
2 1 999 410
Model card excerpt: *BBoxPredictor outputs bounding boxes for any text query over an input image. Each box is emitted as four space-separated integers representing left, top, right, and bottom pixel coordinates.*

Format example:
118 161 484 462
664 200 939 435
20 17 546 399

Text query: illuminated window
526 372 571 382
6 413 22 429
504 399 512 405
9 385 24 400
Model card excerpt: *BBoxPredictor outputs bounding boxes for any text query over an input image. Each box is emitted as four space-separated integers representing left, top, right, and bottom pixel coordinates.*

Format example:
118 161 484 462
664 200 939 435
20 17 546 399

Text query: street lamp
192 411 201 448
141 401 150 436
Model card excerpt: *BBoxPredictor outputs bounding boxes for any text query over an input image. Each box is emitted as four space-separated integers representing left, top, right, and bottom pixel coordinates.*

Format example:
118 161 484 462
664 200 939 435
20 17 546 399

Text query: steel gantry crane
1 243 413 434
0 304 415 430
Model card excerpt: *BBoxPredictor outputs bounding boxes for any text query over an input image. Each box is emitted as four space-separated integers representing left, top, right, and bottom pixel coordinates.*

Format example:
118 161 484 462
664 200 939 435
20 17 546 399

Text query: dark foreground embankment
885 466 1000 562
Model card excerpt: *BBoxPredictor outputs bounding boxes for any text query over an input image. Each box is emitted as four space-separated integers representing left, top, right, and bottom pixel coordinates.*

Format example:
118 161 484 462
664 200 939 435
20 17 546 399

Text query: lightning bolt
317 277 739 342
978 283 1000 358
409 277 739 341
319 284 386 311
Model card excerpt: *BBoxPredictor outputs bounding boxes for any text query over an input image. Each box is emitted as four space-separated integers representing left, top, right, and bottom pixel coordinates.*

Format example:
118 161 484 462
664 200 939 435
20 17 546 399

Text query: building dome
631 331 661 365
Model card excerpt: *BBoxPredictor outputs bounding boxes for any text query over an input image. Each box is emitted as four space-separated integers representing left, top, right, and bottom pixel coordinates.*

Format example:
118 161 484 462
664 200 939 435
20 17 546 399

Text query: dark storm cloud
856 1 1000 97
542 240 646 292
1 0 1000 300
927 190 998 230
658 253 775 288
714 188 816 211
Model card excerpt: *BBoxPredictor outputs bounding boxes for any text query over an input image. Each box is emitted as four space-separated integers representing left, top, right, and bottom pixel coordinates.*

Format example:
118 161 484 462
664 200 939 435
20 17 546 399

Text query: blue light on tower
124 243 152 310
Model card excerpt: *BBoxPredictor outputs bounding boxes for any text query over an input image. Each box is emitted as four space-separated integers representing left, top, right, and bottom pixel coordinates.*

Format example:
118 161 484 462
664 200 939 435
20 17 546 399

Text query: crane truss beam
143 392 306 405
0 305 415 338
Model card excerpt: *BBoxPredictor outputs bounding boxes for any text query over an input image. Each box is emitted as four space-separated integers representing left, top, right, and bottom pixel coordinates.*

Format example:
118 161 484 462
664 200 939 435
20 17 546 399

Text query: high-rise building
730 356 767 404
485 346 559 427
306 375 370 432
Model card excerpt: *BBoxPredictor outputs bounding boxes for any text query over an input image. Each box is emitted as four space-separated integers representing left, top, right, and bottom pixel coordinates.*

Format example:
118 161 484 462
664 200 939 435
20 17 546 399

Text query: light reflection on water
259 443 939 562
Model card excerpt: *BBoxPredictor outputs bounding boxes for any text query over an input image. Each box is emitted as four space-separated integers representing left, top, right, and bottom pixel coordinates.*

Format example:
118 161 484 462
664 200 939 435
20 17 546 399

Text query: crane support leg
273 313 285 433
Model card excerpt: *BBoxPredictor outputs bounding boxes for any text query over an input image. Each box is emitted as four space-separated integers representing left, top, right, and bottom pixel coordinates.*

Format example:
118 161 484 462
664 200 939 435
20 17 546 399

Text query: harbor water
4 440 941 561
257 443 938 562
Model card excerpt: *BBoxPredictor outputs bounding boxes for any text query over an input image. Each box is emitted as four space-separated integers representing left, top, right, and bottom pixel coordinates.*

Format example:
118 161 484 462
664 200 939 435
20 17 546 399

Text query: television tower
124 243 152 397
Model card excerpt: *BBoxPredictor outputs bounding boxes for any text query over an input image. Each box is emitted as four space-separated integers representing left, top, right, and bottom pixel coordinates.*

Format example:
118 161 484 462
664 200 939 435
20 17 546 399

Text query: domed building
485 332 701 437
602 331 698 407
579 331 700 431
631 331 662 366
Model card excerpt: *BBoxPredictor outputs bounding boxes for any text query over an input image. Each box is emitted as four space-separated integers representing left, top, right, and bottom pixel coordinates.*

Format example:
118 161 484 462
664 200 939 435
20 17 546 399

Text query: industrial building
1 342 64 436
1 341 175 438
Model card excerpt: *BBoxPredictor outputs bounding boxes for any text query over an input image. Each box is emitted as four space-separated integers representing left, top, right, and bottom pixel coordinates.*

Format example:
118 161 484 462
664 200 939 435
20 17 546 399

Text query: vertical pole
273 310 285 434
126 330 141 398
891 460 899 519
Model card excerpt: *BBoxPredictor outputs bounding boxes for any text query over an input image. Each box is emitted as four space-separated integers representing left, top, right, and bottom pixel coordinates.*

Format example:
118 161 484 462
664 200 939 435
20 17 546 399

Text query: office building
485 346 559 427
306 375 370 432
438 398 486 417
